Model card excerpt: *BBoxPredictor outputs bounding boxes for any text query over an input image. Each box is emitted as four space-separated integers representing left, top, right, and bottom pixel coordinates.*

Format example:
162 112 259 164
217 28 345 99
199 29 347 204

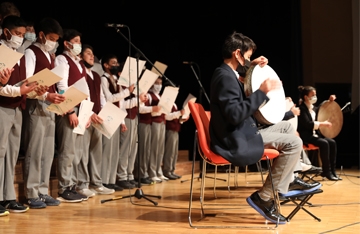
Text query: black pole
100 25 161 205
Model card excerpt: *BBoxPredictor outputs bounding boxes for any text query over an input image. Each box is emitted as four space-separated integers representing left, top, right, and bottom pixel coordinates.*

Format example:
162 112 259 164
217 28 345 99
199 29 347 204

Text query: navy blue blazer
209 63 269 167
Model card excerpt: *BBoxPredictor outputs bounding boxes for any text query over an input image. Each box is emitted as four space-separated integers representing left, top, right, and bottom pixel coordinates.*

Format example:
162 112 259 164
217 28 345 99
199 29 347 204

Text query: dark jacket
297 102 319 145
209 63 269 167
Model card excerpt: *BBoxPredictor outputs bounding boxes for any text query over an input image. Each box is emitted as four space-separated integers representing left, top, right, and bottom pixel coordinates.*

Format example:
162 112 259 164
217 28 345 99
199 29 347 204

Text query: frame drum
244 65 286 125
317 100 343 138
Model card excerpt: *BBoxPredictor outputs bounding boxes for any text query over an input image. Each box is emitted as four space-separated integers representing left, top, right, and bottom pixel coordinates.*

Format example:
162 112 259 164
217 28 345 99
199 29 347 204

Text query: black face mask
109 66 120 75
82 60 93 69
236 59 251 77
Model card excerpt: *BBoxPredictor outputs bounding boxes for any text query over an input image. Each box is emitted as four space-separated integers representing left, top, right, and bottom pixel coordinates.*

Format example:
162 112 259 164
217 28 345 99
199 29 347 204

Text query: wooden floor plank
2 169 360 234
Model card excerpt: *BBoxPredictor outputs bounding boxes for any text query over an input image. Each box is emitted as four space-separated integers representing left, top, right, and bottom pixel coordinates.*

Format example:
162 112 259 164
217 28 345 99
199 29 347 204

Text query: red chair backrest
188 101 230 165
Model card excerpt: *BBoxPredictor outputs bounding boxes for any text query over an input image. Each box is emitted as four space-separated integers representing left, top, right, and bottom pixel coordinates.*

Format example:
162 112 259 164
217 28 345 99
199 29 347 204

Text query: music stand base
118 188 161 206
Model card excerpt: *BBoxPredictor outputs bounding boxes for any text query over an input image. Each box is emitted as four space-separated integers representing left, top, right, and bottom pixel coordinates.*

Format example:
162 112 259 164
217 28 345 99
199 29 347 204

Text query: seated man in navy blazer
209 31 322 224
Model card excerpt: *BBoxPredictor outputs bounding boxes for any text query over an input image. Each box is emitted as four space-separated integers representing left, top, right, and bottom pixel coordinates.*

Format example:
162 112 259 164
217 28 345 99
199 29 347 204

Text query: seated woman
297 85 341 181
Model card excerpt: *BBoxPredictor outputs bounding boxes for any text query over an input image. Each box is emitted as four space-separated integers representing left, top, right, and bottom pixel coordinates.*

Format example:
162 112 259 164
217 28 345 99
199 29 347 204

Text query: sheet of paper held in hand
117 56 146 87
133 69 159 95
24 64 66 98
46 77 89 115
181 93 197 119
0 45 23 71
156 86 179 115
150 61 168 77
73 100 94 135
92 101 127 139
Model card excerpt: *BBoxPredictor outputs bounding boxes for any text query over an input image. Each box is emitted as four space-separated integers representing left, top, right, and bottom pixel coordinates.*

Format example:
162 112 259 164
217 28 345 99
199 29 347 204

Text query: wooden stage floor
1 169 360 234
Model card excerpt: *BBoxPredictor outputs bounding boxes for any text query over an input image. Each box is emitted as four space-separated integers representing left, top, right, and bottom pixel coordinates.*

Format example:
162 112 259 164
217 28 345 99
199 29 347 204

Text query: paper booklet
153 86 179 115
73 100 94 135
0 45 24 71
150 61 168 77
117 56 146 87
133 69 159 95
46 77 89 115
181 93 197 120
92 101 127 139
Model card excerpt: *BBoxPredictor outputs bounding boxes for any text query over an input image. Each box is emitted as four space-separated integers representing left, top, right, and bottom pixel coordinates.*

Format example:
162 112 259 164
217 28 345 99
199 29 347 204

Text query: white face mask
153 84 162 93
308 95 317 104
68 42 82 56
43 39 57 52
6 29 23 49
48 41 59 54
24 32 36 42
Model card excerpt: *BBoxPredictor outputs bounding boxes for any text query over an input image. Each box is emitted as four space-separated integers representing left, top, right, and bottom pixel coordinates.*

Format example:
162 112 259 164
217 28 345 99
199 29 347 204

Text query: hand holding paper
118 56 146 87
181 93 197 119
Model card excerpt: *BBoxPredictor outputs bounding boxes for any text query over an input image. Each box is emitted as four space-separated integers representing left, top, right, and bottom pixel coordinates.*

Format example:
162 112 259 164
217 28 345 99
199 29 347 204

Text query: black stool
280 189 323 222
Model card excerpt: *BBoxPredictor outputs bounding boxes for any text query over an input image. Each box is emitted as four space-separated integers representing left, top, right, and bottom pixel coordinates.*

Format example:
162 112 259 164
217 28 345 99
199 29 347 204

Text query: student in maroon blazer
0 15 41 215
22 17 65 209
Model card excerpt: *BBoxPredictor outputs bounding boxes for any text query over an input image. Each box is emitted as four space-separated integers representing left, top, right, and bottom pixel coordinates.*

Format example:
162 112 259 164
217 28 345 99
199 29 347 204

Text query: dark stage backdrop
11 0 303 153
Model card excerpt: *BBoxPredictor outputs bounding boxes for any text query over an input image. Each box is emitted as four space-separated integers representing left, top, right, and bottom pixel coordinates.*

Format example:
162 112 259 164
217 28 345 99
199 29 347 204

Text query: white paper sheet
181 93 197 119
92 101 127 139
23 68 63 98
118 56 146 87
46 86 88 115
73 100 94 135
133 69 158 95
156 86 179 115
0 45 24 71
150 61 167 77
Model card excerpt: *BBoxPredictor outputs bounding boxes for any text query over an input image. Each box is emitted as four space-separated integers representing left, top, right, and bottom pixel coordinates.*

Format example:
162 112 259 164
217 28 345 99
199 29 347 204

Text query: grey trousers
134 123 151 179
76 125 103 189
163 129 179 175
55 107 82 194
0 106 22 201
149 122 165 178
118 117 138 181
258 121 303 199
23 99 55 199
101 127 120 185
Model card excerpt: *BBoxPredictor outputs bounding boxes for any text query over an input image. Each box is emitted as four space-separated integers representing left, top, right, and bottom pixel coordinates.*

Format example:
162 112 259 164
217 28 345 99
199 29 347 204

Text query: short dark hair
1 15 26 31
62 28 81 42
0 2 20 19
35 17 63 37
221 31 257 59
101 53 117 71
80 44 93 55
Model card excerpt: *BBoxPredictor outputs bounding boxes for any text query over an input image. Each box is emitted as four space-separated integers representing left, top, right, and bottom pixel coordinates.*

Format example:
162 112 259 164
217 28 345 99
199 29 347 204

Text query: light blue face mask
24 32 36 42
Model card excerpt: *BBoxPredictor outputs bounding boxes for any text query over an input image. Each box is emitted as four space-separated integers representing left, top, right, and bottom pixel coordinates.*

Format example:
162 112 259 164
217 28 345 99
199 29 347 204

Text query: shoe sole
246 197 286 224
56 197 82 203
29 205 46 209
7 207 29 213
45 203 60 206
0 211 9 216
281 184 322 197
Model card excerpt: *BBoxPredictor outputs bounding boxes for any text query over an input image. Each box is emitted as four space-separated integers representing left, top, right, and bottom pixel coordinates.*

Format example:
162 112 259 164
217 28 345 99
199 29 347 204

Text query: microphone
183 61 194 65
105 23 127 28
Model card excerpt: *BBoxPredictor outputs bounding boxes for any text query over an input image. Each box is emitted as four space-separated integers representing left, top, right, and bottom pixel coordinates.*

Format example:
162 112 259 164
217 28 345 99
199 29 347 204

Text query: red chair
301 144 321 181
188 101 281 229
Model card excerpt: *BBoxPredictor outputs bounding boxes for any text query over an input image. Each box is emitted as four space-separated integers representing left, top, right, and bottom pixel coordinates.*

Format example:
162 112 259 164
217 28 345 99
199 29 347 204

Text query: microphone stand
181 62 226 183
101 25 162 206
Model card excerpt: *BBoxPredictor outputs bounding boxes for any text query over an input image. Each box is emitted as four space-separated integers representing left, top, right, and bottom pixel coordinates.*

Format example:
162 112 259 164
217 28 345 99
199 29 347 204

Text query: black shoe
321 172 338 181
172 173 182 179
140 178 154 185
117 180 135 189
303 165 322 174
57 187 83 203
129 180 137 185
103 183 124 191
0 204 9 216
164 173 177 180
282 177 322 197
331 171 342 180
246 192 287 224
1 200 29 213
